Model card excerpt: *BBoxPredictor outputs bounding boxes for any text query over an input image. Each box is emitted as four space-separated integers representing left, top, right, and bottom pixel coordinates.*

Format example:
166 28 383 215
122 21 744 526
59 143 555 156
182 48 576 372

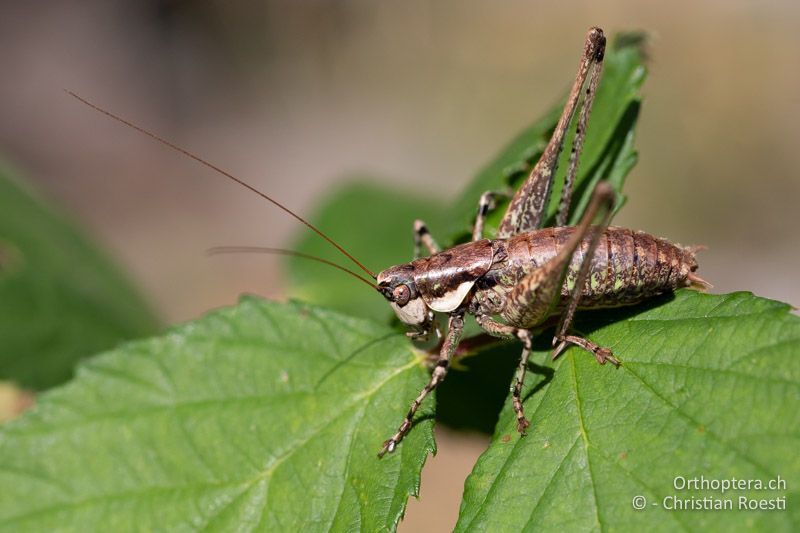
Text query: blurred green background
1 2 798 530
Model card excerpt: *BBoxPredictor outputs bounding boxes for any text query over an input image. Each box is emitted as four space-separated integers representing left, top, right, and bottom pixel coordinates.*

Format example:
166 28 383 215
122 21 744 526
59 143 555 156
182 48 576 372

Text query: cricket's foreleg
476 315 533 434
413 219 440 258
378 311 465 458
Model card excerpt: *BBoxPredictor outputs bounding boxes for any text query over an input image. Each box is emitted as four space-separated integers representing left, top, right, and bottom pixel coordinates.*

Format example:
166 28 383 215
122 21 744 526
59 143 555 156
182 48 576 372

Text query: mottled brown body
470 227 699 327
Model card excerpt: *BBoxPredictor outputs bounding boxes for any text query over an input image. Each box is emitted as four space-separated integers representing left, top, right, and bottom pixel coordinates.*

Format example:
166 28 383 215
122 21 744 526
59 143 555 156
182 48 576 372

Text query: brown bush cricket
68 26 708 459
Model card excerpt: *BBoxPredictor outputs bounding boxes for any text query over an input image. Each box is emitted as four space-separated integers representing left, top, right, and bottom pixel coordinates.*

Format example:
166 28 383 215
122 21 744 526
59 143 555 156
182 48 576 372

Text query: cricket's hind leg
475 314 533 434
474 181 616 438
549 183 621 367
501 180 618 372
472 182 616 437
552 334 620 367
497 27 606 238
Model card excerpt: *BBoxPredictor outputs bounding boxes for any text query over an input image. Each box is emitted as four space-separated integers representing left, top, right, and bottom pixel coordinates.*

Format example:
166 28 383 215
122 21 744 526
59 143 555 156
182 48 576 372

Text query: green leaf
0 164 159 390
0 297 434 532
287 182 447 320
456 291 800 531
445 34 647 241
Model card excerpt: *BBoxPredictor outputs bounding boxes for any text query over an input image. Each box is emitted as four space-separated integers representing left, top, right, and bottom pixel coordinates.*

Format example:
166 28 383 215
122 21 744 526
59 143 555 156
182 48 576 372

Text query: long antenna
66 90 377 279
207 246 377 289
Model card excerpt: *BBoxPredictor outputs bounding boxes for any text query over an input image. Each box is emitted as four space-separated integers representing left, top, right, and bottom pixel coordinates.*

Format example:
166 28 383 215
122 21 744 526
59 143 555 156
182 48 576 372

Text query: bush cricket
68 26 708 459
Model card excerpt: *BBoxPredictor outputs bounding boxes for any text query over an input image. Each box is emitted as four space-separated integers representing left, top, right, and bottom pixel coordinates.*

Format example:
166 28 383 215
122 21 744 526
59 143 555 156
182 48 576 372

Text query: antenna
66 90 377 279
207 246 377 289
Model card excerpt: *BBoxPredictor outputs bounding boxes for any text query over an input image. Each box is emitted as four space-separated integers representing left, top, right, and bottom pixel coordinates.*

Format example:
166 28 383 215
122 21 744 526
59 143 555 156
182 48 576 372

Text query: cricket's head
376 263 433 332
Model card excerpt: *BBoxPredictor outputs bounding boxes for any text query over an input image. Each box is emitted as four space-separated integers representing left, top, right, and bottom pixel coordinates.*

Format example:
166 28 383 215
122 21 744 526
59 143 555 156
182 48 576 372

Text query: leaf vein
461 359 565 531
0 352 421 526
622 365 778 478
569 355 603 532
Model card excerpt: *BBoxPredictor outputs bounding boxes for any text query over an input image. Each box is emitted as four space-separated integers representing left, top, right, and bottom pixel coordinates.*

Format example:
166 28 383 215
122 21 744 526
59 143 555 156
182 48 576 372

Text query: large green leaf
0 164 159 390
456 290 800 531
445 34 646 241
0 297 434 531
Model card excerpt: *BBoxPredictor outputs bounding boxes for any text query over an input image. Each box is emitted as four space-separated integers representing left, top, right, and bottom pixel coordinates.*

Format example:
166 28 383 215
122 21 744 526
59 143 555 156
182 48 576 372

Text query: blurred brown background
1 1 798 530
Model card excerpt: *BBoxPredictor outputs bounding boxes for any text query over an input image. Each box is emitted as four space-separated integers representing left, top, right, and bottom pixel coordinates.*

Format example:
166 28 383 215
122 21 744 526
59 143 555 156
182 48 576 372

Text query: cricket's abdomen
563 226 699 308
476 226 701 316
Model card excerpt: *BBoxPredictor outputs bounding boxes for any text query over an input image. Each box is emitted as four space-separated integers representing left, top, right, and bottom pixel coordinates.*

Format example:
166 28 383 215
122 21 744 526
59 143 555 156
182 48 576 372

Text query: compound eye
392 284 411 306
